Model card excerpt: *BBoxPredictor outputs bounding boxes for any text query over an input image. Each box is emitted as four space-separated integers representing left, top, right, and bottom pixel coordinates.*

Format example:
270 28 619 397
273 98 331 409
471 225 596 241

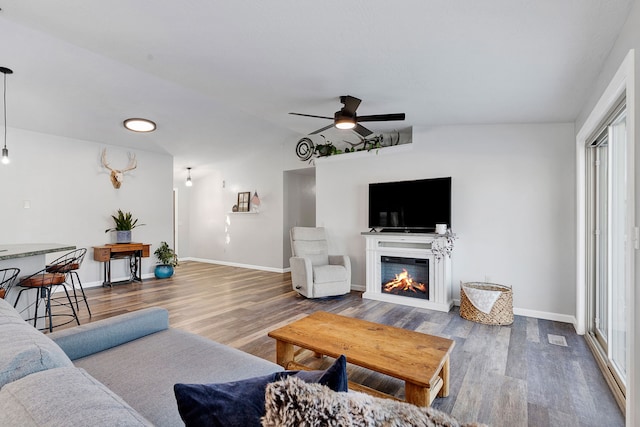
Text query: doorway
283 168 316 268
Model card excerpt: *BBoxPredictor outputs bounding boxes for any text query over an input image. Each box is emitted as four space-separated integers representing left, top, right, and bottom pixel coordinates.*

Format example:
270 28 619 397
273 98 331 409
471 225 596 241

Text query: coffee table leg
438 355 450 397
275 340 295 367
405 382 429 407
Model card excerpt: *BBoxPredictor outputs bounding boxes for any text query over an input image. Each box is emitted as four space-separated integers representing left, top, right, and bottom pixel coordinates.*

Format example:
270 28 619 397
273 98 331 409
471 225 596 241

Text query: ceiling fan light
124 118 156 132
335 120 356 130
334 111 356 130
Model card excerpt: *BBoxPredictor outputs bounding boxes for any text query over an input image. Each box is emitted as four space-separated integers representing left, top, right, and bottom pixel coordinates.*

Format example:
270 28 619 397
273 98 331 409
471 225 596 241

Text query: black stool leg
43 286 53 333
67 272 80 311
60 285 80 326
72 271 91 317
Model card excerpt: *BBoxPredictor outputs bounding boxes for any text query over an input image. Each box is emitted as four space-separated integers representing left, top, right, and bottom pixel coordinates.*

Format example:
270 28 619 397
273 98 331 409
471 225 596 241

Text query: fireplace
362 232 453 312
381 256 429 300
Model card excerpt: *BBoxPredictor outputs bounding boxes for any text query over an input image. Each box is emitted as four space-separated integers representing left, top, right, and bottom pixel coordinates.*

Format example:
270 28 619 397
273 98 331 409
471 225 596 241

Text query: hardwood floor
62 261 623 426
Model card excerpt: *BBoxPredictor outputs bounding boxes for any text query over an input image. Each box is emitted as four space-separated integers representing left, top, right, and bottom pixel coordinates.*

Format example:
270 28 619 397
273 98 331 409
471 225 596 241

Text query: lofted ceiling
0 1 634 176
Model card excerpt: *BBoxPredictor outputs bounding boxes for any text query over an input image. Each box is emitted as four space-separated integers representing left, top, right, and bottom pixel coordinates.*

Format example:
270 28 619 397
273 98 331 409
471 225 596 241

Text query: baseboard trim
452 299 577 326
184 257 288 274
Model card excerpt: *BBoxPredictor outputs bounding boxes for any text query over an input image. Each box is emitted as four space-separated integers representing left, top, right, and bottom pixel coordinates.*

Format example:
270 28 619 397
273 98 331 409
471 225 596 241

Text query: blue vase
154 265 174 279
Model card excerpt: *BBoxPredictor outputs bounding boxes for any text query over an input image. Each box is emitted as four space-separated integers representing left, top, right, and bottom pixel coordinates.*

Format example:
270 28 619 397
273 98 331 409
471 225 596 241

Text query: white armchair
289 227 351 298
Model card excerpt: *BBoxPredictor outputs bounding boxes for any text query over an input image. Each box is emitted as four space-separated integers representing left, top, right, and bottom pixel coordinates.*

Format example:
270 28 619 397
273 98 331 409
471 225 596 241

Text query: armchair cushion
290 227 329 266
313 265 348 284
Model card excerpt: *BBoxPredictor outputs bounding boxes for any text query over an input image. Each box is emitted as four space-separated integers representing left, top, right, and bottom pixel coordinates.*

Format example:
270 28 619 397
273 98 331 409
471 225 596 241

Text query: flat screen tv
368 177 451 232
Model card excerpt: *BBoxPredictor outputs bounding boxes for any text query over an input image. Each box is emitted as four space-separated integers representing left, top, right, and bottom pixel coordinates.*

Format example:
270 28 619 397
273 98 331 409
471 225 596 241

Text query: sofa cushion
0 366 152 426
174 355 347 427
0 298 73 389
262 376 487 427
74 328 283 426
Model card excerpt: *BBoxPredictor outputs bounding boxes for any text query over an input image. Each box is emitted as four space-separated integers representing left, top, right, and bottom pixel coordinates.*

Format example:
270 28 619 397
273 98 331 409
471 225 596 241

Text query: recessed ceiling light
124 118 156 132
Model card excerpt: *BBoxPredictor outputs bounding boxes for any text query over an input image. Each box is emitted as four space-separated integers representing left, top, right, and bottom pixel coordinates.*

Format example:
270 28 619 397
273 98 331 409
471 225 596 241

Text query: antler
101 148 114 171
120 153 137 173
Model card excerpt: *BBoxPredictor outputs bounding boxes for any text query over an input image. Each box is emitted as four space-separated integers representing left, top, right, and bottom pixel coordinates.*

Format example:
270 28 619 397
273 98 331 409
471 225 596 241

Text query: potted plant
104 209 144 243
154 241 178 279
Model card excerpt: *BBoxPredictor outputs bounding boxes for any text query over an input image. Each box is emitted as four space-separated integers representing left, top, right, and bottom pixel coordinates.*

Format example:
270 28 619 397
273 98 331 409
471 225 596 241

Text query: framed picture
237 192 251 212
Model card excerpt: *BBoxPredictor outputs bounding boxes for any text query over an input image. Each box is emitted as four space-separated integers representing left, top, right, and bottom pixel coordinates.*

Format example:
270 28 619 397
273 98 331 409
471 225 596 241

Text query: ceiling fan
289 95 405 137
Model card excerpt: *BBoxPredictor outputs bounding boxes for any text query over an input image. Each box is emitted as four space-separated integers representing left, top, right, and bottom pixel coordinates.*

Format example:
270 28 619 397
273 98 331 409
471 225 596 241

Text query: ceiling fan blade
289 112 333 120
340 95 361 115
309 124 334 135
357 113 406 122
354 124 373 137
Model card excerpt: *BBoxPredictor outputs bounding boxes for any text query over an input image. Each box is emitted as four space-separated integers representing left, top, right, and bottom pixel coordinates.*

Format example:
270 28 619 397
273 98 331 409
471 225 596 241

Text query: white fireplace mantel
361 232 454 312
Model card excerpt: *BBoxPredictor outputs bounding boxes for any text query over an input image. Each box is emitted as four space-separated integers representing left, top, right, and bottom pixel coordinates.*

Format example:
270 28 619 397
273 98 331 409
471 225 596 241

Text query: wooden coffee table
267 311 455 406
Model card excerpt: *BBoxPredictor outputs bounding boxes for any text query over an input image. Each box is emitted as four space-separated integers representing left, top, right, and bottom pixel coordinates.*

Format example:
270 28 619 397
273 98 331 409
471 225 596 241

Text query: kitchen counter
0 243 76 261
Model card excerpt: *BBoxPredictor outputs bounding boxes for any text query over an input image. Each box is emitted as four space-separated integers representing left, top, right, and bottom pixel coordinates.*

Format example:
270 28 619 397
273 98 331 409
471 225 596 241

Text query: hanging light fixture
185 167 193 187
0 66 13 165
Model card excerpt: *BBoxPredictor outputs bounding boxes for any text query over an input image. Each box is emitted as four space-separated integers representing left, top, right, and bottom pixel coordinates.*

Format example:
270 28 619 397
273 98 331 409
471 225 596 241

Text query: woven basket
459 282 513 325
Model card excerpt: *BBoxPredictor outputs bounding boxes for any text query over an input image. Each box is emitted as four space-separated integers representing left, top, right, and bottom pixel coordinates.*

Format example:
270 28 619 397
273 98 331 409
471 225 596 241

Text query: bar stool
0 267 20 299
13 259 79 333
47 248 91 316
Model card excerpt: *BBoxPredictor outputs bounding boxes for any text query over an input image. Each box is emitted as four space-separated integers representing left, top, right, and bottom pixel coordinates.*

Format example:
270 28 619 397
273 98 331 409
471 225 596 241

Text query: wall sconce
250 191 261 212
1 66 13 165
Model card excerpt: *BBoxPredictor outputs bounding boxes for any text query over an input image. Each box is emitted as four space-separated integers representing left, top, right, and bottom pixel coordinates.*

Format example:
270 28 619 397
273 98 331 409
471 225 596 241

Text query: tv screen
368 177 451 232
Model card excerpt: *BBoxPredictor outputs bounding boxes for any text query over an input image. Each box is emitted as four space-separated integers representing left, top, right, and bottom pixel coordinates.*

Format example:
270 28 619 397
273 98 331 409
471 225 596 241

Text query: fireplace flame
383 269 427 294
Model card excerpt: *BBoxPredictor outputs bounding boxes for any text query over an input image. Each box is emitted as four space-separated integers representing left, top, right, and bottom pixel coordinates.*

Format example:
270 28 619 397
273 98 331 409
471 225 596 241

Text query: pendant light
185 167 193 187
0 67 13 165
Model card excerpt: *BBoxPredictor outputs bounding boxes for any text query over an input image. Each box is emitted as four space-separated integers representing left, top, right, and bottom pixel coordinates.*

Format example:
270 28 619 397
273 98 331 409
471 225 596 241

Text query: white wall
0 128 174 286
180 145 286 271
315 123 576 321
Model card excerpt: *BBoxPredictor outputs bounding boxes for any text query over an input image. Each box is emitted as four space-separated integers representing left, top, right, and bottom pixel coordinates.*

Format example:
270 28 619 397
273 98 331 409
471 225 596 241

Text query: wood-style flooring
59 261 623 427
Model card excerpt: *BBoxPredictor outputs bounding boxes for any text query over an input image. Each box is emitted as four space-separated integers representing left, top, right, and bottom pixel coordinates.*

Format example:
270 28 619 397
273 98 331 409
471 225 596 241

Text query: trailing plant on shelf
431 230 457 261
154 241 178 267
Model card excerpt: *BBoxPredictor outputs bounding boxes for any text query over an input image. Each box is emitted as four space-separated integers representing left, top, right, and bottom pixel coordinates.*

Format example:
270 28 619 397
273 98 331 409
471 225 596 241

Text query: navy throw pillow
174 355 347 427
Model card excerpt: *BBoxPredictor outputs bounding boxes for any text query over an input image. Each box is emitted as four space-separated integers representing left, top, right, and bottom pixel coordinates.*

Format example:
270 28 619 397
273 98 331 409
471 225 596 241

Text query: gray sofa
0 297 282 426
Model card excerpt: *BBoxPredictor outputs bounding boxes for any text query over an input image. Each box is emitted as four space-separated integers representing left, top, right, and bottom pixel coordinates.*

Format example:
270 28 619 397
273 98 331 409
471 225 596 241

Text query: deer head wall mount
101 148 137 189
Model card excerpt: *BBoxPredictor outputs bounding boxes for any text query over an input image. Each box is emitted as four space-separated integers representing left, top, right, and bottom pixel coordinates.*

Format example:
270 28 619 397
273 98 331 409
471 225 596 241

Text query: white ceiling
0 1 634 175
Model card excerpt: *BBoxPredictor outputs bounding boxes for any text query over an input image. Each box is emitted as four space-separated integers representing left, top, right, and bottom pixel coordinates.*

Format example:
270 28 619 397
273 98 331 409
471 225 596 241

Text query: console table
93 243 150 287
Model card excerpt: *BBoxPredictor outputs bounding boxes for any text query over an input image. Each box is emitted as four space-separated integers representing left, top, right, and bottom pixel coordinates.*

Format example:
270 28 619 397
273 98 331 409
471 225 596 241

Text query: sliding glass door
586 102 628 394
